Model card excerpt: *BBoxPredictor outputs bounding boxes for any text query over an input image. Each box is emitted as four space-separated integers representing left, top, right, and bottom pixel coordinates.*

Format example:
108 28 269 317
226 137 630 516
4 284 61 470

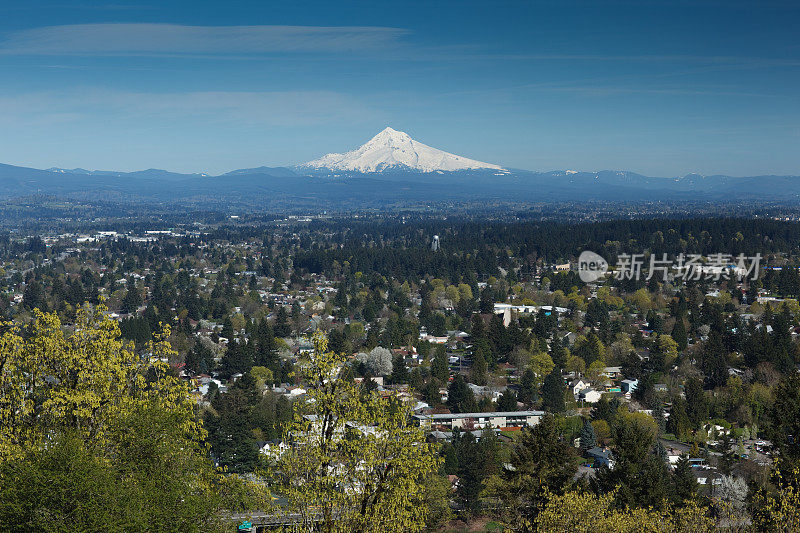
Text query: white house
579 388 603 404
569 378 591 398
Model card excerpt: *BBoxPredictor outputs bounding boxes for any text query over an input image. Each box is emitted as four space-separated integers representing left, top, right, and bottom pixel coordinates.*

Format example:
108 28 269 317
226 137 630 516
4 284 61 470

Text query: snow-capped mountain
301 127 504 173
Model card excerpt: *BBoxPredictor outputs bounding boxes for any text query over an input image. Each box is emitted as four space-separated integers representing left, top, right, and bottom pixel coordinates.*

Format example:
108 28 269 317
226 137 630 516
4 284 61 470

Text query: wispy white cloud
0 23 410 56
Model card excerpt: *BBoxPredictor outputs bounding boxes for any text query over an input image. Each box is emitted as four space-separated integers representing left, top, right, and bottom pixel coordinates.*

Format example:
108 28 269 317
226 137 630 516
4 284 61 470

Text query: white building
413 410 544 431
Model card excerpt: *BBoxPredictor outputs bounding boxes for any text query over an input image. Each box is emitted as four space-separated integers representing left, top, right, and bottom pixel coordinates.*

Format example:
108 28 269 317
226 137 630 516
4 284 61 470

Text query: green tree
271 331 440 532
667 396 692 441
672 454 697 504
529 350 555 386
456 432 485 512
274 306 291 338
185 341 215 375
671 317 688 351
684 377 708 430
701 331 728 389
518 368 537 405
551 341 567 369
390 354 409 384
595 411 667 510
0 305 265 531
219 340 252 378
470 351 488 386
447 375 478 414
574 332 605 367
768 374 800 463
497 390 518 412
533 490 714 532
221 316 235 340
204 383 261 473
579 420 597 450
120 280 142 314
541 368 566 413
250 365 274 389
422 474 453 531
431 344 449 384
494 413 577 529
422 380 441 406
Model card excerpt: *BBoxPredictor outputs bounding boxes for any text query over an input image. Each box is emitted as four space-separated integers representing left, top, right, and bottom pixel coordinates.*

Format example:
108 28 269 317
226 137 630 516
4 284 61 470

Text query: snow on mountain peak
301 127 503 173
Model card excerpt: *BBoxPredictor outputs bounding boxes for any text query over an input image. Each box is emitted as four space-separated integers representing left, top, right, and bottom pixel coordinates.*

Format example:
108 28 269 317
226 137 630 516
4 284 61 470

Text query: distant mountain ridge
2 126 799 209
47 167 210 180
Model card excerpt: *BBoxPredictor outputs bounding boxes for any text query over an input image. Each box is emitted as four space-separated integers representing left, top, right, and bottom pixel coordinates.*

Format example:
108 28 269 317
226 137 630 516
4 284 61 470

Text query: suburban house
587 447 614 469
562 331 579 346
620 379 639 394
569 378 591 398
579 388 603 403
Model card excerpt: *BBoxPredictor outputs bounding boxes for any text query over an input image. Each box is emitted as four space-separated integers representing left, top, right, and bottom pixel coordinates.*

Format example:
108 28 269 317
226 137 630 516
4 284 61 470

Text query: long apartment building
413 410 545 431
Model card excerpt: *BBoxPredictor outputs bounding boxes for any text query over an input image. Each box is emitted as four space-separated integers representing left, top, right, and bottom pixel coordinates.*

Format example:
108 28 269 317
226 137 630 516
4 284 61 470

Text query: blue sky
1 0 798 176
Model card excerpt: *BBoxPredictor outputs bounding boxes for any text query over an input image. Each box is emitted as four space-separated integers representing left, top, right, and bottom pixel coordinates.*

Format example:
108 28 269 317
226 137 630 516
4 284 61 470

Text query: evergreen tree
470 351 488 386
768 373 800 463
390 354 409 384
327 328 346 353
479 424 502 478
701 331 728 389
479 288 494 314
574 332 605 367
497 390 518 412
717 434 736 475
22 279 45 311
441 443 459 475
219 340 252 378
220 317 235 340
595 412 668 510
471 314 486 339
497 414 576 524
518 368 537 405
456 432 484 512
274 306 291 338
579 420 597 450
422 380 441 406
431 344 449 384
652 402 666 435
591 397 614 423
253 319 278 372
184 342 214 375
488 313 510 361
120 280 142 314
672 455 697 504
447 376 478 414
551 341 567 370
667 396 691 441
671 317 688 351
684 377 709 430
647 310 664 334
541 368 566 413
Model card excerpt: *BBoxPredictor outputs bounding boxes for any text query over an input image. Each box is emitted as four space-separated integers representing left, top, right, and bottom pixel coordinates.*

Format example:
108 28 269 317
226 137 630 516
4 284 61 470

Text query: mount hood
301 127 504 173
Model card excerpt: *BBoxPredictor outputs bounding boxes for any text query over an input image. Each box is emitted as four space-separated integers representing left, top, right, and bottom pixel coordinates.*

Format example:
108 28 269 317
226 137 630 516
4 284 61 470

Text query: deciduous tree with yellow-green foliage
534 490 715 533
270 330 440 533
0 305 267 532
